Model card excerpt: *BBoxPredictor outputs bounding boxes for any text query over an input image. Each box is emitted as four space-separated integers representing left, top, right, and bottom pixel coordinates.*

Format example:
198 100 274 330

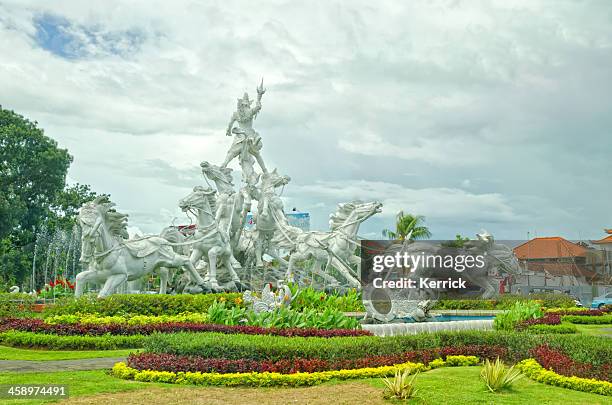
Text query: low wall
362 319 493 337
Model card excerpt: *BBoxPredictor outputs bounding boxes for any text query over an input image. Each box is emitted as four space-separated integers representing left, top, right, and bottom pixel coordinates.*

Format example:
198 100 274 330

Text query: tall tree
0 107 102 288
382 211 432 240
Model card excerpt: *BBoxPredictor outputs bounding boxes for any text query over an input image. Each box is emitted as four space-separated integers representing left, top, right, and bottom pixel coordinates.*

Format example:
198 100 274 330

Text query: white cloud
0 0 610 238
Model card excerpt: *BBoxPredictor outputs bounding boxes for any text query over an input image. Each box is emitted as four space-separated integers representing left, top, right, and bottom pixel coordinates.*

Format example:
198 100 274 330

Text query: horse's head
200 161 234 191
329 200 383 232
262 169 290 192
179 186 216 215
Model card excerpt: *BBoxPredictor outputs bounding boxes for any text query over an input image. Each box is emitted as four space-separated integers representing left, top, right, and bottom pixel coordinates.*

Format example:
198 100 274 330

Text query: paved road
0 357 125 373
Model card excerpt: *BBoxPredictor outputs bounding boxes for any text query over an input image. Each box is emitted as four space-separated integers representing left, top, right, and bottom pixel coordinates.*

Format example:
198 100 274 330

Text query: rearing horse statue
75 196 206 298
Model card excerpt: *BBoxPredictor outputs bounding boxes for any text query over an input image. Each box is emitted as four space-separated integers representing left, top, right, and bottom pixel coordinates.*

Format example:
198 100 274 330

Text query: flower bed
142 330 612 367
112 355 479 387
0 318 371 338
546 308 610 316
517 359 612 396
127 345 504 374
530 345 611 382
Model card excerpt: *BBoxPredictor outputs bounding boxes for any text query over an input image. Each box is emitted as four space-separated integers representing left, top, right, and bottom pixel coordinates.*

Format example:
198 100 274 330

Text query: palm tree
382 211 432 240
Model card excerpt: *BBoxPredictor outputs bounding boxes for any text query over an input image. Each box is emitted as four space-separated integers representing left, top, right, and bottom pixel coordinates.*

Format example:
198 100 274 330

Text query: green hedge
562 315 612 324
433 293 576 310
0 330 146 350
143 330 611 366
526 323 578 334
43 293 242 317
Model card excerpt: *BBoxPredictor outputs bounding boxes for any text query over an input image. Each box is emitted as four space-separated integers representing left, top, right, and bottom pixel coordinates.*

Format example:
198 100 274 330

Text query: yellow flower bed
111 355 479 387
516 359 612 396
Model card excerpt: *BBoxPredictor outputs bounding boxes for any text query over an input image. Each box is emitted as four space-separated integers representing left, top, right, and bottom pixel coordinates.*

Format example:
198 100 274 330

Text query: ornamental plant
480 358 523 393
38 278 74 299
494 301 543 331
382 369 419 400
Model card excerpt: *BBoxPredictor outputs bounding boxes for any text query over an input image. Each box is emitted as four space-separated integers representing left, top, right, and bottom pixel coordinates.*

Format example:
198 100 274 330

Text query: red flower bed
127 345 508 374
0 318 371 338
530 345 611 382
516 313 560 330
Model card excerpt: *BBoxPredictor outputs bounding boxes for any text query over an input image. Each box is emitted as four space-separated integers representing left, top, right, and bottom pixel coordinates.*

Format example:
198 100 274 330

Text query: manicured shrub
562 314 612 324
0 330 145 350
141 330 611 366
517 359 612 396
127 347 489 374
0 317 370 338
547 308 609 316
112 360 430 387
433 293 576 310
516 313 560 330
44 312 209 326
530 345 611 382
43 293 242 316
525 323 578 334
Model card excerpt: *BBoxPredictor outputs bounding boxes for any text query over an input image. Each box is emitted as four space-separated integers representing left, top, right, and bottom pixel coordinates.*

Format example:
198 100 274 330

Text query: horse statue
178 186 241 291
286 200 383 289
75 196 206 298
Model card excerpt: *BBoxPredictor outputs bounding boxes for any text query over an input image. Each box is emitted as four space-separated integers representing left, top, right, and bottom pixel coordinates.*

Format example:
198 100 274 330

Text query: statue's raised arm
252 78 265 117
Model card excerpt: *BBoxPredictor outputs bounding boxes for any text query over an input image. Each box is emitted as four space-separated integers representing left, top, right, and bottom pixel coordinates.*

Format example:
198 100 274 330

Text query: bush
480 358 523 393
43 293 242 316
289 286 364 312
531 345 610 382
562 315 612 324
0 293 36 318
433 293 576 310
44 312 209 326
112 360 429 387
516 313 561 330
517 359 612 396
494 301 543 331
142 330 611 366
547 308 609 316
0 330 145 350
127 347 487 374
525 324 578 334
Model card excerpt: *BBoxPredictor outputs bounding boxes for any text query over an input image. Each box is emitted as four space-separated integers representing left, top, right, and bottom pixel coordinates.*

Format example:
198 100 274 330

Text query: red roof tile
513 237 587 259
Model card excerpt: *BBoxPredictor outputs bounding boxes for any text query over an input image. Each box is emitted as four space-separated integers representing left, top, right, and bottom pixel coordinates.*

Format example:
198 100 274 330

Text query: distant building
244 211 310 232
511 236 611 305
592 229 612 276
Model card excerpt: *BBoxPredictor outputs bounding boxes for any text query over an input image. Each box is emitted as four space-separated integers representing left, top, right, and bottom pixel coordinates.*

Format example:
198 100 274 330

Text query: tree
382 211 432 240
441 234 471 248
0 107 102 287
0 107 72 239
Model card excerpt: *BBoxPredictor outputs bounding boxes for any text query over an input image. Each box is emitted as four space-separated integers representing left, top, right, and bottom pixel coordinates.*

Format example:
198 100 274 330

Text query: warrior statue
221 79 268 186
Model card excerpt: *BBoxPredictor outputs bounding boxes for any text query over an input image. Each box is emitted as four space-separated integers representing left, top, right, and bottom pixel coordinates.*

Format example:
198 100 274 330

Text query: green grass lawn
575 323 612 337
0 345 139 361
0 366 609 405
366 366 610 405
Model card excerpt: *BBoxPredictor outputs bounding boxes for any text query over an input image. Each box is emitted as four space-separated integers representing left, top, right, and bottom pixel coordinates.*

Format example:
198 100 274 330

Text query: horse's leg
331 257 361 288
98 273 127 298
207 247 221 291
75 270 97 298
158 267 169 295
184 250 206 285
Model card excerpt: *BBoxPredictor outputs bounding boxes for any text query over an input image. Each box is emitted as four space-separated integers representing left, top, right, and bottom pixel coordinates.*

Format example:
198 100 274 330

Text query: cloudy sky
1 0 610 240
